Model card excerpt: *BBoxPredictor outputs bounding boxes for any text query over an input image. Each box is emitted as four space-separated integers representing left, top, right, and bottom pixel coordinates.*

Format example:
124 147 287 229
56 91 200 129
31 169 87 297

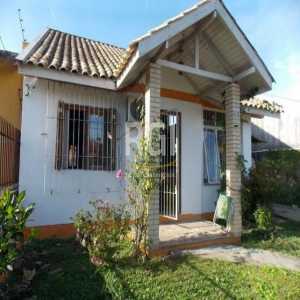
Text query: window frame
203 110 225 185
55 102 117 171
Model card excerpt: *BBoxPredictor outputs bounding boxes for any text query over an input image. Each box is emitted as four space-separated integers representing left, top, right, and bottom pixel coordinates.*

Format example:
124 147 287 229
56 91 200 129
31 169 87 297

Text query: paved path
183 246 300 272
273 204 300 222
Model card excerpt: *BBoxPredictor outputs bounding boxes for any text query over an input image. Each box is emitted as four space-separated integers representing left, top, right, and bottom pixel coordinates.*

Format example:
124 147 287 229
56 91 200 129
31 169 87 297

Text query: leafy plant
73 200 131 265
254 207 273 231
0 190 34 274
127 137 160 257
241 150 300 226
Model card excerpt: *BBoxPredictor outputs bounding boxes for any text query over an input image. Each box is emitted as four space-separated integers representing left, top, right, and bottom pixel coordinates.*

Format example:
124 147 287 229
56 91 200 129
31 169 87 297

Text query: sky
0 0 299 104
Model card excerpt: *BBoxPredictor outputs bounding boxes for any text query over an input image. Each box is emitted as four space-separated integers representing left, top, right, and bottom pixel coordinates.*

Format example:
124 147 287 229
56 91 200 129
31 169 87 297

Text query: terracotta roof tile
24 28 127 79
241 98 283 113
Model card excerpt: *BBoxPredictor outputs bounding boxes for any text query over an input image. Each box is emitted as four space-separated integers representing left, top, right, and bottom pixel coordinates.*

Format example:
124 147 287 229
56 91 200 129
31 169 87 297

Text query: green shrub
0 190 34 273
241 150 300 225
127 137 160 257
254 150 300 206
73 200 131 265
254 207 273 231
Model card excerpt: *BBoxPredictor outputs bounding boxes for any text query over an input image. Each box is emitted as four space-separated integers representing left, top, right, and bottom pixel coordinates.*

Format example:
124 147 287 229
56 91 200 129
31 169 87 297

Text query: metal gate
159 110 181 219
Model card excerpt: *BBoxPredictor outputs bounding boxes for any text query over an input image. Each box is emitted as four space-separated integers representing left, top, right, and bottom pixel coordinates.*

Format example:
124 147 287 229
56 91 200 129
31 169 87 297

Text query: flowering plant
73 200 131 265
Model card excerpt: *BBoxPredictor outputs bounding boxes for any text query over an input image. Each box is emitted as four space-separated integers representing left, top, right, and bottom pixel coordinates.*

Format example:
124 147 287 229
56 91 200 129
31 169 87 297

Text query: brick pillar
225 83 242 237
144 63 161 249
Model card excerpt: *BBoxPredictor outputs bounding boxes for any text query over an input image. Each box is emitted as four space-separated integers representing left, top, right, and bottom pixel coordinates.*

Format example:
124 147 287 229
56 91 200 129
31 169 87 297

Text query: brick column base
225 83 242 237
145 63 161 249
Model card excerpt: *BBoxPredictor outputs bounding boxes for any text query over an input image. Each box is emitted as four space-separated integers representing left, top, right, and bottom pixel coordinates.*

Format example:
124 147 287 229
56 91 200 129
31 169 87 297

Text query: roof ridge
47 27 126 51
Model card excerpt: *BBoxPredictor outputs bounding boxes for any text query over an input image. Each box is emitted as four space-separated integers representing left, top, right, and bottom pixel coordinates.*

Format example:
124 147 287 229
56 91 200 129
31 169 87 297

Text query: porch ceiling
157 13 270 100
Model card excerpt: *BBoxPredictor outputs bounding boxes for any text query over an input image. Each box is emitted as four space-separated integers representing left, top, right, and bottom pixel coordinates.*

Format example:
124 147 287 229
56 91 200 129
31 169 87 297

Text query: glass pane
204 129 220 184
216 112 225 128
204 110 216 126
89 114 104 143
88 113 104 170
217 130 226 172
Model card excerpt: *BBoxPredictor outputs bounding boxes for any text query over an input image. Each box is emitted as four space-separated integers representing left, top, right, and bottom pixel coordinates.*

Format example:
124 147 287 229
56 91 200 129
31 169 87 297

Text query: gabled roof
117 0 275 90
18 28 126 79
17 0 274 101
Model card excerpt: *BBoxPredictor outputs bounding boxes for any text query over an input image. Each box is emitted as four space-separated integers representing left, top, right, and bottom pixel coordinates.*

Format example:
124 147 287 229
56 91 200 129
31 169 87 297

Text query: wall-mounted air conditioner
127 96 144 122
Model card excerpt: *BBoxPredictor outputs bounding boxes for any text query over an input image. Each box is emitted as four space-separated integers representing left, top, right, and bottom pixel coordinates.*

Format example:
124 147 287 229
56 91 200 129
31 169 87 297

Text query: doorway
159 110 181 219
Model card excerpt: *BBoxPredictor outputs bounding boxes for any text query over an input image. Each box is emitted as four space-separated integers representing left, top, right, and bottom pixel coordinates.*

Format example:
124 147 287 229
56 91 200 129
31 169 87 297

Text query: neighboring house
0 50 22 188
17 0 276 251
251 97 299 155
0 50 22 129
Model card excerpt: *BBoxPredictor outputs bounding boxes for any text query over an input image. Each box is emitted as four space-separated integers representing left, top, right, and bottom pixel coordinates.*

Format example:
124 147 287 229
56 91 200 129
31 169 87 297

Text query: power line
0 36 5 50
17 8 27 43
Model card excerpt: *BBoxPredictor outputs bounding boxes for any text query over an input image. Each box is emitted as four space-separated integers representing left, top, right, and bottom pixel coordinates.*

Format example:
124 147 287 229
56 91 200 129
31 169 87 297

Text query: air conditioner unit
125 116 143 164
127 96 143 122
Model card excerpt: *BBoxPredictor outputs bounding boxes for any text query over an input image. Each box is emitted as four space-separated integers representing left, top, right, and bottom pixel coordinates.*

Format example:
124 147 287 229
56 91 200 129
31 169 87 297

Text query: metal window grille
55 102 117 171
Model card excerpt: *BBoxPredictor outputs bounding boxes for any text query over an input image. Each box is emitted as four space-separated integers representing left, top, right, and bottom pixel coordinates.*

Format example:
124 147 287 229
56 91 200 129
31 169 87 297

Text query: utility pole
18 8 28 48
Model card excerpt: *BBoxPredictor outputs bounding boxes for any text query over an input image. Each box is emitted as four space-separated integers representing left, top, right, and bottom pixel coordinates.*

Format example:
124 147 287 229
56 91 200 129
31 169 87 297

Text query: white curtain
204 129 221 184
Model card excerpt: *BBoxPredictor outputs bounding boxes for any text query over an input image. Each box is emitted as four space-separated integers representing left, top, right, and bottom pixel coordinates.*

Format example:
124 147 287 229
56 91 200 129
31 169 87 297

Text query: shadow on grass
20 238 263 299
20 238 113 300
100 254 240 299
184 257 238 299
95 254 184 299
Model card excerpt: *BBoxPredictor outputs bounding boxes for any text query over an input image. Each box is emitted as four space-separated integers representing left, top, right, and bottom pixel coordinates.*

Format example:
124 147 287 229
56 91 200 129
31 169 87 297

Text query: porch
122 3 273 254
150 221 240 256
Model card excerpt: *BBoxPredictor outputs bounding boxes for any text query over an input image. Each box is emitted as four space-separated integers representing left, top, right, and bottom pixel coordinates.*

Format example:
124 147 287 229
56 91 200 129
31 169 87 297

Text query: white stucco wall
252 98 300 151
20 76 253 226
19 78 127 226
161 97 204 214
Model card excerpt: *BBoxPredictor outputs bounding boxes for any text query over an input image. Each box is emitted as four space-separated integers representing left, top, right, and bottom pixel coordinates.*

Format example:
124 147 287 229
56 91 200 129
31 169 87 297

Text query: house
250 97 300 157
0 50 22 188
0 50 22 129
17 0 276 252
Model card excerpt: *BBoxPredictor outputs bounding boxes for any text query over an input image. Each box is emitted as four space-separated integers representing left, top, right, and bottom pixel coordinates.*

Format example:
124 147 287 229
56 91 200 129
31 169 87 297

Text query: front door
159 110 181 219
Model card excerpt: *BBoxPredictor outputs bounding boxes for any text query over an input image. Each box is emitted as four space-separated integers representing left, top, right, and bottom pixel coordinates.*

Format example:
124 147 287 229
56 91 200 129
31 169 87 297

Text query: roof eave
218 0 275 84
18 64 117 90
119 0 274 91
242 107 281 119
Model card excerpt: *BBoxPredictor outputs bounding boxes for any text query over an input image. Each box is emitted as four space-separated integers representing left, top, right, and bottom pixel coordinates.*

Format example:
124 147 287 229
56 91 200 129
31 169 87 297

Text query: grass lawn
14 238 300 300
242 219 300 258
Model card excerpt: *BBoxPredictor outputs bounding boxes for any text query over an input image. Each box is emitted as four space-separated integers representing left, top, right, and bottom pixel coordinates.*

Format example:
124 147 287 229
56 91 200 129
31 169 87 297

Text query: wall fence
0 116 20 189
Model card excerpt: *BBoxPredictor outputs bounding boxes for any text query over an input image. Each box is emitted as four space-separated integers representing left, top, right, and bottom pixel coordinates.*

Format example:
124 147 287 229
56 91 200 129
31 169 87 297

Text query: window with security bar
55 102 117 171
203 110 225 184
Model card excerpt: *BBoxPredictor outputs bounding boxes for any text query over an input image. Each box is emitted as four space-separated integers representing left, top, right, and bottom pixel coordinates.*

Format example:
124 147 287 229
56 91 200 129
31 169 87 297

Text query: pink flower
116 169 124 180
